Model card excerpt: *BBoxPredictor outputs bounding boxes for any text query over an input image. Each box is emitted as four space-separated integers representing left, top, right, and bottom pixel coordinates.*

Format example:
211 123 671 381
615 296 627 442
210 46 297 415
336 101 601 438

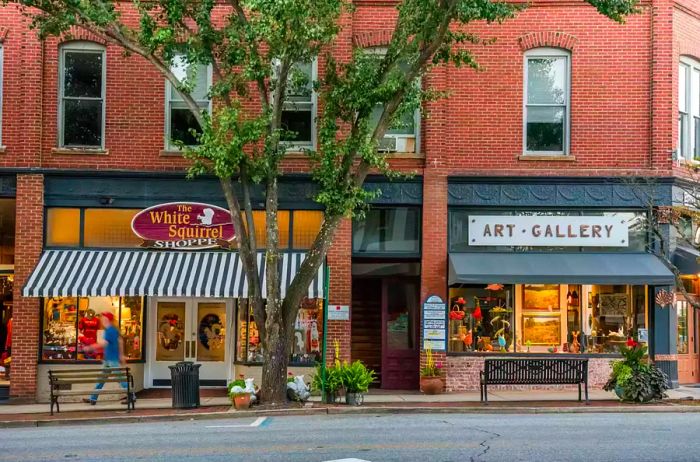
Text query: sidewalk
0 387 698 427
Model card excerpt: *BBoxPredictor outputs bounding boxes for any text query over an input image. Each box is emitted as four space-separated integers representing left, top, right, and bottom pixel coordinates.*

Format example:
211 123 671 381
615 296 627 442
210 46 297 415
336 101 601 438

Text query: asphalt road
0 412 699 462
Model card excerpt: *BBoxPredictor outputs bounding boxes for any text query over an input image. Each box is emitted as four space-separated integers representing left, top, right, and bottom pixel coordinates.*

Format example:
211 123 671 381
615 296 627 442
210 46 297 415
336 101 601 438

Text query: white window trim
164 58 213 151
365 47 421 155
58 42 107 149
522 47 571 156
679 57 700 162
272 58 318 151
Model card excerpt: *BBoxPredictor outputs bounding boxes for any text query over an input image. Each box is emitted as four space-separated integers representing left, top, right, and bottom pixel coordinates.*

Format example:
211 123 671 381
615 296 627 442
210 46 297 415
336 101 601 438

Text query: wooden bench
480 358 589 404
49 367 135 415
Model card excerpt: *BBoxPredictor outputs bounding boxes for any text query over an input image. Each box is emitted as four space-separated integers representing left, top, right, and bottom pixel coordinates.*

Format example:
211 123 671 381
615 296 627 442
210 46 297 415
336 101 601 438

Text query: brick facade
0 0 696 399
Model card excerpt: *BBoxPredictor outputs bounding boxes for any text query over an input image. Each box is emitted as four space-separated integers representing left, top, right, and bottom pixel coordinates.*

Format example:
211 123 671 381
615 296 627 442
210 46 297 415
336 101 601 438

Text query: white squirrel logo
197 208 215 226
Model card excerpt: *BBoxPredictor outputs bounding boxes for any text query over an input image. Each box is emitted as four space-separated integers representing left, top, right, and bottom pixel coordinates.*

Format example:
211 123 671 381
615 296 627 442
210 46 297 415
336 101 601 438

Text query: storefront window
46 208 80 247
448 285 514 352
353 207 421 255
677 299 689 354
236 298 323 365
84 209 141 248
41 296 143 361
292 211 323 249
447 283 647 354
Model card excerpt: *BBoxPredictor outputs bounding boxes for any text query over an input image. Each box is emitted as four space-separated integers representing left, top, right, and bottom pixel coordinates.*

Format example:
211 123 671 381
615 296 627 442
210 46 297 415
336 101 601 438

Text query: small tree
15 0 639 402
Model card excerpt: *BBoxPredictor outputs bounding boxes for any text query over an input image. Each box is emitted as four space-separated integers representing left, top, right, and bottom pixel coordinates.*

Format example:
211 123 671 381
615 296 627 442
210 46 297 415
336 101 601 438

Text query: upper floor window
678 58 700 161
524 48 570 155
59 42 106 149
280 60 317 149
366 48 420 154
165 55 211 149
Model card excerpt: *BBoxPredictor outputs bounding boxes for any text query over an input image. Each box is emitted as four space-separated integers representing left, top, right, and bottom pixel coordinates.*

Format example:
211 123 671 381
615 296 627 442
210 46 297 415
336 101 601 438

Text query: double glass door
149 298 232 387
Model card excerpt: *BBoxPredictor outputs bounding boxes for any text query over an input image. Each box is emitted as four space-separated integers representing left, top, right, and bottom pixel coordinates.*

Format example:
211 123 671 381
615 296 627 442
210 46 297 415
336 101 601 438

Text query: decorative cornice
517 31 578 52
353 30 393 48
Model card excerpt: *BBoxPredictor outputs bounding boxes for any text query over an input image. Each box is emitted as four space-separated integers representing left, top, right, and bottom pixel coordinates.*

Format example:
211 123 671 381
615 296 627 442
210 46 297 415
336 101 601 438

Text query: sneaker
82 398 96 405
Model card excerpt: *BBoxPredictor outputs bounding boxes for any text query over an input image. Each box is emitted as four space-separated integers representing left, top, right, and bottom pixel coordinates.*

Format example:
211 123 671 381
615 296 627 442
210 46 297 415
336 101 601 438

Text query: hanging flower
456 297 466 305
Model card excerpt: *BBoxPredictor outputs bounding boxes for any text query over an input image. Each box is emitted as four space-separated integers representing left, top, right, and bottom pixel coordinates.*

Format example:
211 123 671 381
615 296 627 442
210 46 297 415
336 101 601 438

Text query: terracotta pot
420 376 443 395
232 393 252 410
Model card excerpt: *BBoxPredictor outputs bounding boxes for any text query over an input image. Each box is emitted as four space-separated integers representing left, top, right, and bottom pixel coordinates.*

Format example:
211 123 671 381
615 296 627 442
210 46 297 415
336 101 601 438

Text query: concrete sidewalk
0 386 698 415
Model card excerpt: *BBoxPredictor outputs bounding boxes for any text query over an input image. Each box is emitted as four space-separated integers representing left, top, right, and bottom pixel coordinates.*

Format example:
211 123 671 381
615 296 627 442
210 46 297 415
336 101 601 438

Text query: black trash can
169 361 201 409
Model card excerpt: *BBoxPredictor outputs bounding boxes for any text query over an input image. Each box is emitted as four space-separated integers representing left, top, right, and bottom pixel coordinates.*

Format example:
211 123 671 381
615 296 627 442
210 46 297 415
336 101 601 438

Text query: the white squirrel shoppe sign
468 215 630 247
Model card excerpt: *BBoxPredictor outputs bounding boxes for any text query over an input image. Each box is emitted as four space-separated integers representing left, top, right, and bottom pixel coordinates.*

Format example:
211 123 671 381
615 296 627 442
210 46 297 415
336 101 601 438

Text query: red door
381 278 420 389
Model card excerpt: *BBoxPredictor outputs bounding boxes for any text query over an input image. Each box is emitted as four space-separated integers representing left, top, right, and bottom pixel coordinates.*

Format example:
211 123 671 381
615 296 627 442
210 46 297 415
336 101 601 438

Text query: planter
420 376 443 395
232 393 252 410
345 392 364 406
614 384 655 403
321 390 338 404
614 385 625 400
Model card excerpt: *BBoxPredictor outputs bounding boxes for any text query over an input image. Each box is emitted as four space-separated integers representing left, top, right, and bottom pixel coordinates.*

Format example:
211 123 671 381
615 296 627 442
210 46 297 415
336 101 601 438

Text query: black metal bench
49 367 135 415
480 358 589 403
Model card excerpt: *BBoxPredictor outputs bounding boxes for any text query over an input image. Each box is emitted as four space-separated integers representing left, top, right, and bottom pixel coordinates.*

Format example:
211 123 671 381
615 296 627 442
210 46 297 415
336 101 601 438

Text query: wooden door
351 279 382 386
381 278 419 389
677 298 699 383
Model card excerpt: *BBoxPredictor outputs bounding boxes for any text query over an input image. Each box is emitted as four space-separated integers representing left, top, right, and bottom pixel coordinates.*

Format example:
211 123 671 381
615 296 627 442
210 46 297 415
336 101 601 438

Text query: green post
321 264 330 399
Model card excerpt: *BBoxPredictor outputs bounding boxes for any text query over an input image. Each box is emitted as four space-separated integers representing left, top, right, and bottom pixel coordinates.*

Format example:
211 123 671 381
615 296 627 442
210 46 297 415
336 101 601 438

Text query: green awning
449 252 675 286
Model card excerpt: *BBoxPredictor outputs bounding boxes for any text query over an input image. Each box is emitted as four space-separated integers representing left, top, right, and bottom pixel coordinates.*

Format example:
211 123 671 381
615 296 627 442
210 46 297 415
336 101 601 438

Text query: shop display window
447 283 647 355
677 299 689 355
448 285 514 353
236 298 323 365
46 208 80 247
41 296 143 361
83 209 141 248
353 207 421 255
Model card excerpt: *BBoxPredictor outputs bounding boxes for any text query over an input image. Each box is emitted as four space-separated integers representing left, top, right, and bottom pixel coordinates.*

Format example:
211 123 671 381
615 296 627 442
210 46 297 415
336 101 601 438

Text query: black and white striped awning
23 250 324 298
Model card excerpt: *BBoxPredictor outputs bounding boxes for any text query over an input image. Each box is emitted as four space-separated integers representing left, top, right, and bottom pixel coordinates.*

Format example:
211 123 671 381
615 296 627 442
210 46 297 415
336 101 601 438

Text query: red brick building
0 0 698 401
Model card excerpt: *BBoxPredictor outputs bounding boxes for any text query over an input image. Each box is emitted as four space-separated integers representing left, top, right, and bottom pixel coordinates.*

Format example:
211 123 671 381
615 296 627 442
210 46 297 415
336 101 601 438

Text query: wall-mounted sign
328 305 350 321
422 295 446 351
468 215 629 247
131 202 235 250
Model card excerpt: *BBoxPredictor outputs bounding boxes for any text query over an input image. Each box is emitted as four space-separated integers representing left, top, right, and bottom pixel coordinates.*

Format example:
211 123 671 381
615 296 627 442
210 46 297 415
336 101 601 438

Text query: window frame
277 58 318 151
678 57 700 161
58 42 107 149
0 44 4 147
164 55 213 151
522 47 571 156
365 47 422 155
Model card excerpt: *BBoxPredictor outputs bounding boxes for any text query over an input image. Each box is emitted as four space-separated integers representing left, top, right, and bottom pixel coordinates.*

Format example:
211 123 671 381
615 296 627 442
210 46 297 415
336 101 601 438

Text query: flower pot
614 385 625 400
321 390 338 404
345 392 364 406
420 376 443 395
232 393 251 410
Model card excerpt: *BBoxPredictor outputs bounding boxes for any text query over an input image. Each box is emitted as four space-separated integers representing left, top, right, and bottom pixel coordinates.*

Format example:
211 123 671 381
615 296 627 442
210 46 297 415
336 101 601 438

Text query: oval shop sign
131 202 235 250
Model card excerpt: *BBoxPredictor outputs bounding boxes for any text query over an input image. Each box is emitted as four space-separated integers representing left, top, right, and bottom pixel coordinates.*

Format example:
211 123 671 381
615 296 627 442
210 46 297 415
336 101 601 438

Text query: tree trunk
260 301 290 404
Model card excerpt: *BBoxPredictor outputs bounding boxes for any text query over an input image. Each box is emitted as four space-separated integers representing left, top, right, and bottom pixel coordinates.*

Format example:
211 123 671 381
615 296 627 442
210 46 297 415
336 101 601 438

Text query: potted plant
311 363 344 403
420 348 443 395
231 391 252 410
341 360 376 405
603 338 668 403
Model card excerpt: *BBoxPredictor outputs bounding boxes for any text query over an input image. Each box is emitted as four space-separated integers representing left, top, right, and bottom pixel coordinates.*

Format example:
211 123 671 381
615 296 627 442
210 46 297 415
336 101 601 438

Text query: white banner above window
468 215 629 247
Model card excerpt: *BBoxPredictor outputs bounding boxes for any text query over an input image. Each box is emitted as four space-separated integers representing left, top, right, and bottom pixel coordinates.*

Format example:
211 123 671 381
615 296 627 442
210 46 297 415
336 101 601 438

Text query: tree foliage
13 0 639 402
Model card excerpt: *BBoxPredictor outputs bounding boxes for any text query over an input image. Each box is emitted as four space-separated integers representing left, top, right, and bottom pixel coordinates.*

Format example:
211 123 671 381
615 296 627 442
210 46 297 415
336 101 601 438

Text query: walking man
83 312 136 405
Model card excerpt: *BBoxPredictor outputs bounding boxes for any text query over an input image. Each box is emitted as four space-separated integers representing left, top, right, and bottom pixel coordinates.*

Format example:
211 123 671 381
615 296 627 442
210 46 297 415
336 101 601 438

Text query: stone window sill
0 146 6 154
159 149 184 157
52 147 109 156
386 152 425 159
518 154 575 162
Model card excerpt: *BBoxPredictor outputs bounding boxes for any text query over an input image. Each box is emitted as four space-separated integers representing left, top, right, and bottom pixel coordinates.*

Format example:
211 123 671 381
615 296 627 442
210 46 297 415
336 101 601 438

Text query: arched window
679 57 700 161
523 48 570 155
58 41 106 149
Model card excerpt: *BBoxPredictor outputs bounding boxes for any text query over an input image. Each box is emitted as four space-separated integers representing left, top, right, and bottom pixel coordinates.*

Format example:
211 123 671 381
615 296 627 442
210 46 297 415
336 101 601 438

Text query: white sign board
423 340 446 350
328 305 349 321
468 215 629 247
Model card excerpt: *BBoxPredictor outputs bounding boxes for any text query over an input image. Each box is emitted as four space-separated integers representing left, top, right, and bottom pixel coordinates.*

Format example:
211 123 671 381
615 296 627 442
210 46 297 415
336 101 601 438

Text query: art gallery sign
132 202 235 250
468 215 629 247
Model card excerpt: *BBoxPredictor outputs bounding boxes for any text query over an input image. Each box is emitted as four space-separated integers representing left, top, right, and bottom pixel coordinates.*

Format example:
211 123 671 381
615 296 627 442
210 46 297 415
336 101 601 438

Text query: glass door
149 298 232 387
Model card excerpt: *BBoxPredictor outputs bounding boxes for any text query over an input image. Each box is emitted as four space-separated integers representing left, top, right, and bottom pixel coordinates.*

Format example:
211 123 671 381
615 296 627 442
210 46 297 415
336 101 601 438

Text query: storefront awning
23 250 324 298
448 252 675 285
672 246 700 276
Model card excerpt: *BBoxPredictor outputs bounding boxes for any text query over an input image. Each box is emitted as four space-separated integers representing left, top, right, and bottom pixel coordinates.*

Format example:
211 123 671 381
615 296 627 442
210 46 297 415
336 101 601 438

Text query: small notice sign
328 305 350 321
422 295 447 351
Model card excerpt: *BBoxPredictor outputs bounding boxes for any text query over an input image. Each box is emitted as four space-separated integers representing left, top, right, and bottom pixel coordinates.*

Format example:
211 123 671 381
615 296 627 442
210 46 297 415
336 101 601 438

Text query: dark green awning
673 246 700 276
449 252 675 286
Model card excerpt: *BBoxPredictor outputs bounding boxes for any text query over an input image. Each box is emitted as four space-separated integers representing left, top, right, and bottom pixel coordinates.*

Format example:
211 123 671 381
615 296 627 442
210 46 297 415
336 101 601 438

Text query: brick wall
446 356 612 392
325 218 352 364
10 174 44 399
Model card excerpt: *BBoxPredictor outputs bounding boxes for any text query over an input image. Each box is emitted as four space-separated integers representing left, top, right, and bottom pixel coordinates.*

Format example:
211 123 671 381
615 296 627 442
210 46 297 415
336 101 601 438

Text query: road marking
205 417 267 429
322 459 372 462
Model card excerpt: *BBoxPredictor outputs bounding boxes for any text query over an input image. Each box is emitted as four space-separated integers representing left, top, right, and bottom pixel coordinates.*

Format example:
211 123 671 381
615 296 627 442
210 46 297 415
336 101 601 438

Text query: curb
1 404 699 428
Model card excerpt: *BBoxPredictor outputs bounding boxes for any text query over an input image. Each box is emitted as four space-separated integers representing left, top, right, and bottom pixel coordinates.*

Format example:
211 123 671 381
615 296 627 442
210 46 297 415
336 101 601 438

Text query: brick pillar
10 174 44 399
419 172 448 387
325 218 352 365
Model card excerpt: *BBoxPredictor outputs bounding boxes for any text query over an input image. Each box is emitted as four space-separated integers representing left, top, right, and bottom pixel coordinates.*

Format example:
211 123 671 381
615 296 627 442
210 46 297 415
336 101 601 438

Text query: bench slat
54 390 128 397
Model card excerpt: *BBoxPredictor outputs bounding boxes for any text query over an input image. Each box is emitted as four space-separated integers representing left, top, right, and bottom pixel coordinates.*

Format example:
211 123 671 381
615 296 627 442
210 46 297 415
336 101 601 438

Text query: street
0 412 699 462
